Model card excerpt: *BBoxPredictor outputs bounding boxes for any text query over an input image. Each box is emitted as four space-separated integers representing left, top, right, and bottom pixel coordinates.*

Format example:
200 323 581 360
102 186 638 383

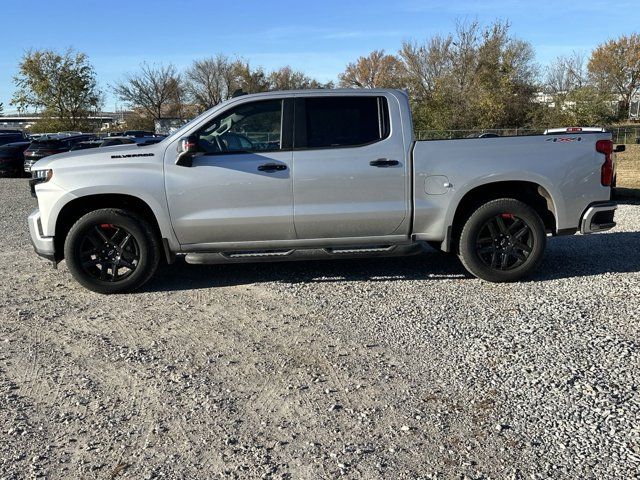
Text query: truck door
292 94 409 239
164 98 295 245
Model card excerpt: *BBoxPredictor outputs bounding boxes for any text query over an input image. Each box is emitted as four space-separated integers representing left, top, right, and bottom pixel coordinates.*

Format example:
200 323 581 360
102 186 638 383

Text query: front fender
38 182 180 252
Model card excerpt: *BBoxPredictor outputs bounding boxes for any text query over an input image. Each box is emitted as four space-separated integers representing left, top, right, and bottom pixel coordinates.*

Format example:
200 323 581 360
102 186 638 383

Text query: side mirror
614 145 626 153
176 136 198 167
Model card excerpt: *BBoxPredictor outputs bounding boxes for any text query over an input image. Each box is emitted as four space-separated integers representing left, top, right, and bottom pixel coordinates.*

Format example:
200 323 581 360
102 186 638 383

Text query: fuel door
425 175 452 195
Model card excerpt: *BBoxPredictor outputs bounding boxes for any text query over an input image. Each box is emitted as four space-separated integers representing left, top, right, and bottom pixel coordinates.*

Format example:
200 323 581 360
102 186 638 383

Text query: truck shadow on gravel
144 231 640 292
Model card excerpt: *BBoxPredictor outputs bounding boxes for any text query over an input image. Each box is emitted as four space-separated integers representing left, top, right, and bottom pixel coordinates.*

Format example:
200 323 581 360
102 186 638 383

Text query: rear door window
298 96 389 149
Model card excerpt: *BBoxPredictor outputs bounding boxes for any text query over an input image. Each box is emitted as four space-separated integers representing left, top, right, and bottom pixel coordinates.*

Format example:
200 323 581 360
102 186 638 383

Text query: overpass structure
0 113 122 130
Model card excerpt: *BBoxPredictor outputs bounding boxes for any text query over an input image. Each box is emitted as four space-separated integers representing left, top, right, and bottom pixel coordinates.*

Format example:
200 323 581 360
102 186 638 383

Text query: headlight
29 169 53 198
31 169 53 182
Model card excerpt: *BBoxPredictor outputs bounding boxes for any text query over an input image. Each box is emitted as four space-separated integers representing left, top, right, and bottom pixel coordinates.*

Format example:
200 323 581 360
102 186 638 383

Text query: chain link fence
608 126 640 145
415 128 541 140
416 127 640 143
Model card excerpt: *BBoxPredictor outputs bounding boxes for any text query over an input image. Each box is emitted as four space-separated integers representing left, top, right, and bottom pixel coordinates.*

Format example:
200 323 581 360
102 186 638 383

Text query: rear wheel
458 198 546 282
64 208 160 294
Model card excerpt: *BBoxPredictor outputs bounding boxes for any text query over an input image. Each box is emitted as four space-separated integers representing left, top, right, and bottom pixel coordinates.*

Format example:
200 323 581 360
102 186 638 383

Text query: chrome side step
184 244 424 265
222 250 294 259
324 245 394 254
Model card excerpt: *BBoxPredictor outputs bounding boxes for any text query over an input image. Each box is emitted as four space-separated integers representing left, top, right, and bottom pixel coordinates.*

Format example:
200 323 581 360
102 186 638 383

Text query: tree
566 87 616 125
231 61 270 94
11 48 102 129
185 57 331 112
267 66 329 90
339 50 406 88
123 110 156 131
399 20 538 132
540 51 614 128
588 33 640 118
400 37 452 99
185 54 239 112
546 51 588 94
0 102 3 116
114 63 184 120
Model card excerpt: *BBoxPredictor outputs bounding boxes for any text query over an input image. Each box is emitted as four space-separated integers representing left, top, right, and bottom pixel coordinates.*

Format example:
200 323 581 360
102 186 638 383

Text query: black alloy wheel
79 223 140 282
475 213 534 270
64 208 161 294
458 198 546 282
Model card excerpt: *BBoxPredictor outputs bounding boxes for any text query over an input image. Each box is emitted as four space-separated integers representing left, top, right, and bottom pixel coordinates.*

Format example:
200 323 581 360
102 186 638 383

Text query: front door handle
258 163 287 172
369 158 399 167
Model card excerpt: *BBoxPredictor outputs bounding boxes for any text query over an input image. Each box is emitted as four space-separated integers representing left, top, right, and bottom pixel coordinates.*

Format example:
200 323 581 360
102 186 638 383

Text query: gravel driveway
1 178 639 479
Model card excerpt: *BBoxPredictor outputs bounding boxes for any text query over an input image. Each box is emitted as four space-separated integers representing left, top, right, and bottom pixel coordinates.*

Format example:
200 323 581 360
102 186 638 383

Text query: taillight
596 139 614 187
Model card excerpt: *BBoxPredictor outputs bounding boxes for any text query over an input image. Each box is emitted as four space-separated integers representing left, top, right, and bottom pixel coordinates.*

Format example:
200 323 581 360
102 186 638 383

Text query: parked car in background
68 136 158 151
0 131 28 146
99 137 136 147
123 130 155 137
0 129 26 134
69 140 105 151
0 142 31 177
132 135 165 146
468 132 501 138
57 131 83 137
24 134 96 172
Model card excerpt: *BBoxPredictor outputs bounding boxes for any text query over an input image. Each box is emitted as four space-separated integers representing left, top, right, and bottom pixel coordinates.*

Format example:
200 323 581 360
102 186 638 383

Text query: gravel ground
1 177 639 479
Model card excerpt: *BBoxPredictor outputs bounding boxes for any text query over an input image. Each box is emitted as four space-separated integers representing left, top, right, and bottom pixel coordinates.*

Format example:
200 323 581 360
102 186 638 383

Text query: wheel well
450 181 557 251
54 194 162 261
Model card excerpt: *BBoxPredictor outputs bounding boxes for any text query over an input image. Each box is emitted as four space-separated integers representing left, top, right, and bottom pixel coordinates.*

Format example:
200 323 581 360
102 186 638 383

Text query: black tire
64 208 161 294
458 198 546 282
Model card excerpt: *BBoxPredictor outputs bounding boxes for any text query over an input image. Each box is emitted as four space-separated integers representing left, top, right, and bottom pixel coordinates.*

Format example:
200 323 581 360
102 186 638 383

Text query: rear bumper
580 202 617 234
28 209 56 261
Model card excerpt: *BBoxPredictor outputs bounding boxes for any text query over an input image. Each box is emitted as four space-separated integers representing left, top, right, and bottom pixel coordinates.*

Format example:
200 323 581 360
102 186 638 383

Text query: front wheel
458 198 546 282
64 208 161 294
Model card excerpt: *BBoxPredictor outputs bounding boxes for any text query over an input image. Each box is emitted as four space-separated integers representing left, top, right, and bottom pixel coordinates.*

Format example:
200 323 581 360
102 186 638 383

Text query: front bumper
28 209 56 261
580 202 617 234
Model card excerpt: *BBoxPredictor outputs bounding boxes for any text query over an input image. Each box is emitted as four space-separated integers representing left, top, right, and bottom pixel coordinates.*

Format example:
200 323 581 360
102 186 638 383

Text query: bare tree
339 50 406 88
185 55 238 111
400 36 452 98
546 51 588 94
114 63 184 120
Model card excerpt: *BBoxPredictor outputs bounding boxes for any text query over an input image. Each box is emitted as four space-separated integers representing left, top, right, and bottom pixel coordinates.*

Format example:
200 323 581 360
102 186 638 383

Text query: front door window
196 100 283 154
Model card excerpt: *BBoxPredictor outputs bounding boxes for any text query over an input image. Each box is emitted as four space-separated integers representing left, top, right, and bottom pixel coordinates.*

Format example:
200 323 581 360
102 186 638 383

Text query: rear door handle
369 158 399 167
258 163 287 172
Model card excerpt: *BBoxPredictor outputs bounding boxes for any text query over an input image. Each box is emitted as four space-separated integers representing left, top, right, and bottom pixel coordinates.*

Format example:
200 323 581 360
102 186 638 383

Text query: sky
0 0 639 112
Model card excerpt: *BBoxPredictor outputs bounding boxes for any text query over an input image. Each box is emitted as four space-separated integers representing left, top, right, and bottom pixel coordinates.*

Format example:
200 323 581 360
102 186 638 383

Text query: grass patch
616 144 640 191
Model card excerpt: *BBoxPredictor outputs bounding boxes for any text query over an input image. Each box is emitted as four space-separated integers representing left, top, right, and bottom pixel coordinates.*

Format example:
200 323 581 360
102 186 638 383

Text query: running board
324 245 395 254
184 244 424 265
222 250 294 259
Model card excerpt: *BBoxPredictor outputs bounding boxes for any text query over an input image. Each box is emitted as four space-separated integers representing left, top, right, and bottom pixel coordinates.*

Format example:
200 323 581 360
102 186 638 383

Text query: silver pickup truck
28 89 618 293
